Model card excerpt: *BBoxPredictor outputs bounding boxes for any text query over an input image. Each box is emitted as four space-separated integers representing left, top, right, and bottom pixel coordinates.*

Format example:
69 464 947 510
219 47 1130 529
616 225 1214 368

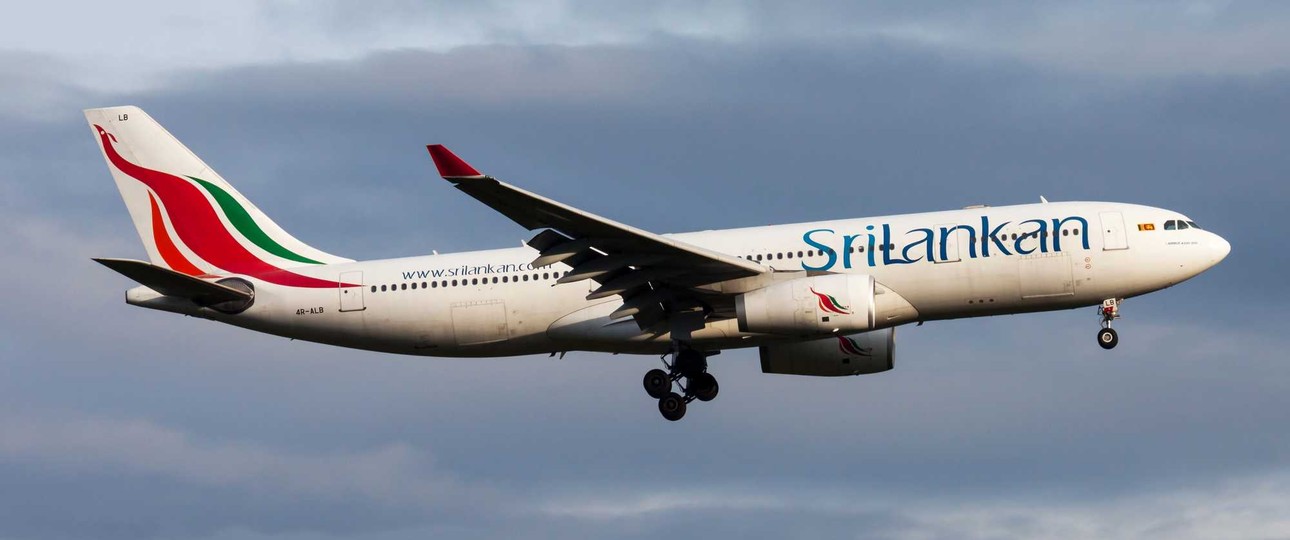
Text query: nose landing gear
1097 298 1121 350
641 343 719 421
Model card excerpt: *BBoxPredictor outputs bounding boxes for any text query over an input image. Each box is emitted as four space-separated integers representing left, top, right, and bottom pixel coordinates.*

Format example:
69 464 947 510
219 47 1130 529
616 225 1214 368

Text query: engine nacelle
736 274 875 336
759 328 895 377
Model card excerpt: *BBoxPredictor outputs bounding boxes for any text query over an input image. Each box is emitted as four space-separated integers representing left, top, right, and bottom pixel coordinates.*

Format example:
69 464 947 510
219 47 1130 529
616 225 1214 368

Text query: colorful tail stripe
189 176 323 265
810 288 852 315
149 193 205 276
95 125 349 288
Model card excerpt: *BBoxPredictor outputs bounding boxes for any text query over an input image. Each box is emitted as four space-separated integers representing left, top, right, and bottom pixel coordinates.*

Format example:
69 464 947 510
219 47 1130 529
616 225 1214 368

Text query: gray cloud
1 7 1286 539
12 1 1290 90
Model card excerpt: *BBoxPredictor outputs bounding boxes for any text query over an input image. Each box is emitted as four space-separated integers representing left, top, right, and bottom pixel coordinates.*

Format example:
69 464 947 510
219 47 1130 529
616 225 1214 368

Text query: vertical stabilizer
85 106 351 281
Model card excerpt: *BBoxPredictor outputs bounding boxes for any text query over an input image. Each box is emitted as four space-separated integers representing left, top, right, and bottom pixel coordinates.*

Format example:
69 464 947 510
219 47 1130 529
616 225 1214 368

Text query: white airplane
87 106 1231 421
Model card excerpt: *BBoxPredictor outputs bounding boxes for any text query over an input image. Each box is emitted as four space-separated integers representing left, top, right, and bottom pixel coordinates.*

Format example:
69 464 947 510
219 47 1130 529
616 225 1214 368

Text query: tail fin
85 106 352 283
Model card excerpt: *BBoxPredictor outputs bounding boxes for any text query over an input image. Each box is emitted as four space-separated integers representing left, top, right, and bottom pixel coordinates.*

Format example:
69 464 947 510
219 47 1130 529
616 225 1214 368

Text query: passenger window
411 282 417 289
451 279 458 287
776 253 783 260
422 282 427 289
1164 220 1177 230
543 273 550 279
431 281 437 288
492 277 498 284
401 283 407 290
797 251 803 258
380 285 387 292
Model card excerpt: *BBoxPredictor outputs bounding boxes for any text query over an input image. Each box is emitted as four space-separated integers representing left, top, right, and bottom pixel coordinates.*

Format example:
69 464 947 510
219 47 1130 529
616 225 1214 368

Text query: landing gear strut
642 343 719 421
1097 298 1121 350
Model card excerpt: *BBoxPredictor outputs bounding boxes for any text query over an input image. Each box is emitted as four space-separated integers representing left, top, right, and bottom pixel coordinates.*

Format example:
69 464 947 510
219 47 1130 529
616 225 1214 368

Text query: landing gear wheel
1098 327 1119 350
658 392 687 421
690 372 719 402
643 369 672 399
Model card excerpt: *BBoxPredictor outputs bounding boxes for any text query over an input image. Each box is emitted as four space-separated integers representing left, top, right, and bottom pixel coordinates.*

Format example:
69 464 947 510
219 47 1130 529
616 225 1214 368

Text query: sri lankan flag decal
1138 223 1156 231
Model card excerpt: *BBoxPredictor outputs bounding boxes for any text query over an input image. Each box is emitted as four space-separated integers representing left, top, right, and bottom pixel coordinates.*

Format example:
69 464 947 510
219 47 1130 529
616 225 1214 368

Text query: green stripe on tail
189 176 323 265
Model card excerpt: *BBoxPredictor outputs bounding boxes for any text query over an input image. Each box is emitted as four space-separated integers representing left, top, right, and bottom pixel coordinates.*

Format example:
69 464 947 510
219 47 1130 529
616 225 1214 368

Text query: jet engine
759 328 895 377
736 274 875 336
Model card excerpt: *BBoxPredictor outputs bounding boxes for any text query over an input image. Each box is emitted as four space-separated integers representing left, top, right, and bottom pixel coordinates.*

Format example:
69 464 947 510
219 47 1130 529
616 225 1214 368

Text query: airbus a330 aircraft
87 106 1230 421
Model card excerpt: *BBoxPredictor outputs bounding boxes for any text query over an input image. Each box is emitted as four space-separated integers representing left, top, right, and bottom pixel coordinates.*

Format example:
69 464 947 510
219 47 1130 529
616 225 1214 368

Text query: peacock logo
94 125 352 288
837 335 872 356
810 287 852 315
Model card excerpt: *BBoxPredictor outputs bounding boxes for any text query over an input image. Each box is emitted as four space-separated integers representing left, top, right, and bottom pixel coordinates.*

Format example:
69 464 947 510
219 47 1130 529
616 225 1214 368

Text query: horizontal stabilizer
93 258 252 306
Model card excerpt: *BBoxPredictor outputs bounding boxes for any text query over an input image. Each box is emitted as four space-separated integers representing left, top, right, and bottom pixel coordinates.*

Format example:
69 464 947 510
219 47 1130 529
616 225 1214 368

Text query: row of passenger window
372 271 571 293
742 228 1081 262
374 225 1090 291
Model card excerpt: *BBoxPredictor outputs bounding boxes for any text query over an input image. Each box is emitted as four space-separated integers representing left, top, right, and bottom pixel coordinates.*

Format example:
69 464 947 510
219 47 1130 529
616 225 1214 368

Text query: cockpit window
1164 220 1177 230
1186 220 1200 229
1177 220 1190 230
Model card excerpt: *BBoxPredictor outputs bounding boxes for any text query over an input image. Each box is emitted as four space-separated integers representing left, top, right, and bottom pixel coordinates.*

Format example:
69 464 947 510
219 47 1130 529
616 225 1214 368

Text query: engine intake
736 274 875 336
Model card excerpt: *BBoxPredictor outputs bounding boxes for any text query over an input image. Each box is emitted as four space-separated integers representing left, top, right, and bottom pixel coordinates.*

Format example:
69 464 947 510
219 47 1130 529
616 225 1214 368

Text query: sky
1 1 1288 539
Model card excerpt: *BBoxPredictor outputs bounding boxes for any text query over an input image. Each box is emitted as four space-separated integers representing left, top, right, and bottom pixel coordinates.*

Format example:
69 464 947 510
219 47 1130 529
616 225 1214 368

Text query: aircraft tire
1098 328 1119 350
643 369 671 399
691 373 719 402
658 392 687 421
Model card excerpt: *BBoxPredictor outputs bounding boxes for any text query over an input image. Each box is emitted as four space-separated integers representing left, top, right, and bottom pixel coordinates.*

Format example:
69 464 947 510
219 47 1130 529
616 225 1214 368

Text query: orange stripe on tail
149 193 204 276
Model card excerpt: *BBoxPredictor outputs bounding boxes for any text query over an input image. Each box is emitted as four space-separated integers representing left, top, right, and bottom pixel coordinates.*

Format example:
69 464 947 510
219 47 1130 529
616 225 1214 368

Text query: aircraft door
1099 212 1129 251
1018 253 1075 299
338 271 365 312
451 300 509 345
934 223 961 263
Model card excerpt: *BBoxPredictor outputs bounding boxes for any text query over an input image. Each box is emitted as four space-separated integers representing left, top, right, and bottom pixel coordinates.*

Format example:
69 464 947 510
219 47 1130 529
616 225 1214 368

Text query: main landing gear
642 344 719 421
1097 298 1121 350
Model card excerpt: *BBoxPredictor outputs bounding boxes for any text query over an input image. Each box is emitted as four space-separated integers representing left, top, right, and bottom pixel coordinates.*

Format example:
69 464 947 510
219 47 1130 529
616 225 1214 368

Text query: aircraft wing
427 145 766 328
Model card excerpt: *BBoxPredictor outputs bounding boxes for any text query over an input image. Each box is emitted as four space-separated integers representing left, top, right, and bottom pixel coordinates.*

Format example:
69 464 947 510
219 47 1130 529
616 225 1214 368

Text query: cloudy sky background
2 1 1289 538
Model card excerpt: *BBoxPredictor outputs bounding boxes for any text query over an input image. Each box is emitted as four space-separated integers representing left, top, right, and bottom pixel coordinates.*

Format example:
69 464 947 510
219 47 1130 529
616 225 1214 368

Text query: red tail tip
426 145 483 178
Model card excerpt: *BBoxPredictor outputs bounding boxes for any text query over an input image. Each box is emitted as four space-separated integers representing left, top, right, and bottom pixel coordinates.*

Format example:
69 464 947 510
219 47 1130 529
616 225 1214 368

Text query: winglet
426 145 485 179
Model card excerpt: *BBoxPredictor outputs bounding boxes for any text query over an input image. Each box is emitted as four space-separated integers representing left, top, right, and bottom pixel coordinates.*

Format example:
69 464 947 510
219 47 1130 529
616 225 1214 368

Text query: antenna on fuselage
1040 196 1049 203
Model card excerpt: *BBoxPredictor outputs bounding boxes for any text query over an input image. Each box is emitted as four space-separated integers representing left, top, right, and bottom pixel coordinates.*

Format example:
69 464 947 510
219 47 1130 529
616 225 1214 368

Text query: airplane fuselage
130 201 1228 357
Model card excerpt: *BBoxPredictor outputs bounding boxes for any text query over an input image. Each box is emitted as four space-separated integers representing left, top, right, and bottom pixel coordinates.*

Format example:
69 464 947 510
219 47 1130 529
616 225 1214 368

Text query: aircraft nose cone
1210 233 1231 265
